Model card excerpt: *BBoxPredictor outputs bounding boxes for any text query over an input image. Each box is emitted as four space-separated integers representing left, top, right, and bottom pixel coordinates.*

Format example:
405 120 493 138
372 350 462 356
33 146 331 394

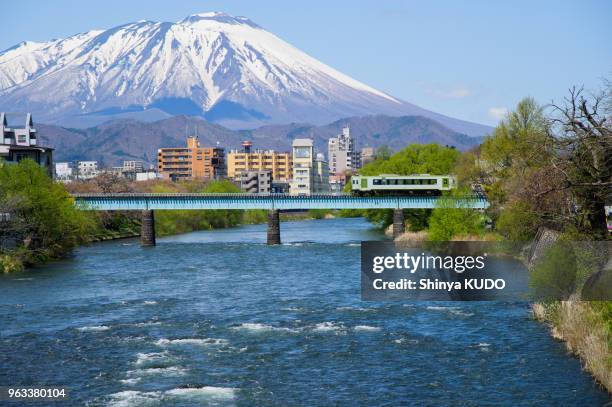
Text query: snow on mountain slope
0 12 490 136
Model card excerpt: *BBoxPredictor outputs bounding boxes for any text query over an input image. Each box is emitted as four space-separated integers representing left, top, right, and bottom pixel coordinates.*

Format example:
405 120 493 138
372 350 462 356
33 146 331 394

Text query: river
0 218 609 406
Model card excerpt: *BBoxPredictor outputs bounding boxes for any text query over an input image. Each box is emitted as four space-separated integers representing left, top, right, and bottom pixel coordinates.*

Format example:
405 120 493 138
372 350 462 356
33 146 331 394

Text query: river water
0 218 609 406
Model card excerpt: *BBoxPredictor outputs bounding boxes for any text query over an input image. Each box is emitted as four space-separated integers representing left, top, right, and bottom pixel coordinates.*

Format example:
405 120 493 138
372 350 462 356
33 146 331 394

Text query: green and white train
350 174 456 195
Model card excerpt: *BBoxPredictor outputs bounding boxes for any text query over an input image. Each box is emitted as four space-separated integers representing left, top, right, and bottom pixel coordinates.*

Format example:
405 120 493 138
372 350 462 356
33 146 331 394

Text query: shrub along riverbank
0 160 93 272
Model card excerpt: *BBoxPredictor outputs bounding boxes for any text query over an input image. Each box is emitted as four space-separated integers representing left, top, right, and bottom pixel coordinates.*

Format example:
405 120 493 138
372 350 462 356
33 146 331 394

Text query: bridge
72 193 489 246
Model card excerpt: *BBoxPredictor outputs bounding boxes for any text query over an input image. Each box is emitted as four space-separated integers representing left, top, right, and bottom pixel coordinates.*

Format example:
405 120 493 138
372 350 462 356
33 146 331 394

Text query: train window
373 179 382 185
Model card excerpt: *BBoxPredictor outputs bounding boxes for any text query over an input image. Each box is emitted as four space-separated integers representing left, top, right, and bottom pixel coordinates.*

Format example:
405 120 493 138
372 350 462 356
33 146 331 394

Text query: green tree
359 144 461 229
474 91 612 239
360 143 460 176
0 159 93 270
475 98 560 239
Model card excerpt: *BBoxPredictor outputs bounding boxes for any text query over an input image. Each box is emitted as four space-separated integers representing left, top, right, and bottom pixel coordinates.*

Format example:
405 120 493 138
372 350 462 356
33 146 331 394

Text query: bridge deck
72 193 489 211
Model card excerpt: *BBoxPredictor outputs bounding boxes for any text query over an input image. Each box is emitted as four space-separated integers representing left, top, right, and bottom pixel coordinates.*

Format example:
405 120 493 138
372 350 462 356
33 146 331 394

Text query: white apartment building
54 162 73 181
0 113 54 176
77 161 99 179
123 160 145 173
290 139 329 195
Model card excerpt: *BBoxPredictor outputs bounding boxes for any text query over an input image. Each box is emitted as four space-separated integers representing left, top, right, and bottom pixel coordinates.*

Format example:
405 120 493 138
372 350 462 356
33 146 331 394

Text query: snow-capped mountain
0 12 489 135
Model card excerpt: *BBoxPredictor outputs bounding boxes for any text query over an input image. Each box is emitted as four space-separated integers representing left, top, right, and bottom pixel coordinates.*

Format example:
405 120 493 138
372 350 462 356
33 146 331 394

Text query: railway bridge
72 193 489 246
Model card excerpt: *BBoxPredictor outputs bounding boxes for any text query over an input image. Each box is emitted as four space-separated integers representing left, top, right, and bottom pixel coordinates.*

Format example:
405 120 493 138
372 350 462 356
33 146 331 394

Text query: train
350 174 456 195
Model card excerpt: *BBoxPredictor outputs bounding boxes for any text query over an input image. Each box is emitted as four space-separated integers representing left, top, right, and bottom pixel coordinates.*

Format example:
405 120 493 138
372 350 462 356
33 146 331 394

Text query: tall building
0 113 53 175
227 143 292 182
290 139 328 195
157 136 225 181
328 125 360 176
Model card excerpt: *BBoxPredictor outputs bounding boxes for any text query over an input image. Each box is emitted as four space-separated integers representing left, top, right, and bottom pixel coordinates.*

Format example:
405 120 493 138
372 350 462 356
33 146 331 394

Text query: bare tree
546 86 612 236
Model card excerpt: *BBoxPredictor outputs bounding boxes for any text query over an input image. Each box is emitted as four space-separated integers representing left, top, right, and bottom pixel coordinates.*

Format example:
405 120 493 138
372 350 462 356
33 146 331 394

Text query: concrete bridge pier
393 209 405 240
141 210 156 247
267 209 281 245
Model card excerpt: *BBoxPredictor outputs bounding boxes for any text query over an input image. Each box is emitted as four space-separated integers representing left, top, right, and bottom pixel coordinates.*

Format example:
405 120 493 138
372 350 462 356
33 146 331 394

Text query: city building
114 160 146 180
240 170 272 194
290 138 314 195
109 166 125 177
361 146 376 166
227 141 292 182
77 161 99 179
55 162 73 182
314 153 330 193
157 136 225 181
289 139 329 195
328 125 360 176
123 160 145 173
135 171 159 182
0 113 53 175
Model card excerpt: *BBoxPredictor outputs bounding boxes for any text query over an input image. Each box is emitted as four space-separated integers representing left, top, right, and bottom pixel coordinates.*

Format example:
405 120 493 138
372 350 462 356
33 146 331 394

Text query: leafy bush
427 204 485 241
529 242 577 301
495 200 539 241
0 159 94 270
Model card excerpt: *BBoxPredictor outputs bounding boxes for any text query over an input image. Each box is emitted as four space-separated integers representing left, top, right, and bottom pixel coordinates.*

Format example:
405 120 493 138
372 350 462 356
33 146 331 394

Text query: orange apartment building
227 141 292 182
157 136 225 181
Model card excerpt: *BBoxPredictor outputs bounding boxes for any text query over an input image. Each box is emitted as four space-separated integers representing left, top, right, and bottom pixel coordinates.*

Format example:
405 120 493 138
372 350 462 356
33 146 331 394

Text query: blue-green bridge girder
72 193 489 211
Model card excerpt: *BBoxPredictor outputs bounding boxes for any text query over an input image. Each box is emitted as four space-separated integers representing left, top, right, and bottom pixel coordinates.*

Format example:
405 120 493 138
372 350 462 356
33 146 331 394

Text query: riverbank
388 224 611 394
533 300 612 392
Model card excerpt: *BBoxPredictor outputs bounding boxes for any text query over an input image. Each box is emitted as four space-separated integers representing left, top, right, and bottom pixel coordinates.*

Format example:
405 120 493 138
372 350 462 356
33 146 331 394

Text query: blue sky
3 0 611 126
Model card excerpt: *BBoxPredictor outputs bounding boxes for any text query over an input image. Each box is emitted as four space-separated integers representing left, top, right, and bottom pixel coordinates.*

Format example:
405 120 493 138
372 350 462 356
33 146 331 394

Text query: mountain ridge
36 114 483 166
